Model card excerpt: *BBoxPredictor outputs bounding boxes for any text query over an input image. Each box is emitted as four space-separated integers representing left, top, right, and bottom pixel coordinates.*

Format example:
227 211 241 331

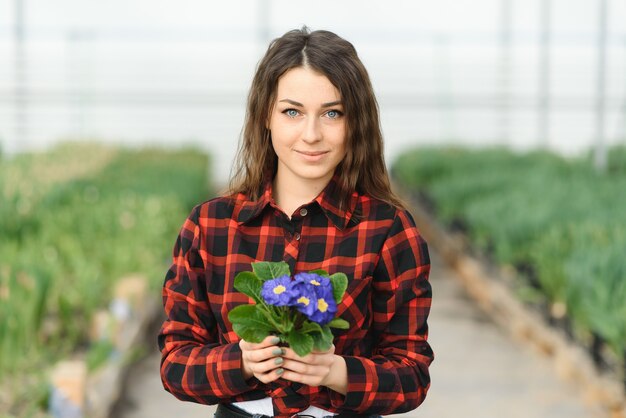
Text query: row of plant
392 145 626 385
0 143 211 416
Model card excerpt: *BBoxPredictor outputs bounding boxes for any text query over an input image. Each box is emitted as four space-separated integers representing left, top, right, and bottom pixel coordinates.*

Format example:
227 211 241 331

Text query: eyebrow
278 99 343 108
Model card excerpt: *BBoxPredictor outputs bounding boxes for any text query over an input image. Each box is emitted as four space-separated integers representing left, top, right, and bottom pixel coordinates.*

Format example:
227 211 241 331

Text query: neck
272 172 332 217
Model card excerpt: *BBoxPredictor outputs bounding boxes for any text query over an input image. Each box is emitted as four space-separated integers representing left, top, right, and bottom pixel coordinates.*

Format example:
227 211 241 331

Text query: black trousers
214 403 381 418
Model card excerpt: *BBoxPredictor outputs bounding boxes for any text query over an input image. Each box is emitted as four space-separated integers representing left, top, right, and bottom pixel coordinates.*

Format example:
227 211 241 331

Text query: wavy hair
228 27 404 210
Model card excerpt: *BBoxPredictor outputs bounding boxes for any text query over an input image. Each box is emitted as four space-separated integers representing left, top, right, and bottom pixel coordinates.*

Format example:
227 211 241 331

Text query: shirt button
299 208 308 217
294 232 301 241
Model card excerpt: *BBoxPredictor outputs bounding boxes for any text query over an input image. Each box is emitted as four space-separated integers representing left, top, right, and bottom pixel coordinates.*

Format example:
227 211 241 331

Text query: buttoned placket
281 205 310 268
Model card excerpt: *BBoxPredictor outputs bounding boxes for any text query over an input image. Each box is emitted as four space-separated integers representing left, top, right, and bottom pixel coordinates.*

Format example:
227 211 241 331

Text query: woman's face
269 66 347 189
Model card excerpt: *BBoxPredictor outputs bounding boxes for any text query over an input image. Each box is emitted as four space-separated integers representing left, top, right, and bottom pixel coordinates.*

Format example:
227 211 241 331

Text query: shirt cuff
211 342 260 396
326 356 371 412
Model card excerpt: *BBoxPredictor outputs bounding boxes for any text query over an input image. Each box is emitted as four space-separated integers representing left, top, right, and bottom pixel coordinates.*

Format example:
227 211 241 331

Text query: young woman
158 27 433 418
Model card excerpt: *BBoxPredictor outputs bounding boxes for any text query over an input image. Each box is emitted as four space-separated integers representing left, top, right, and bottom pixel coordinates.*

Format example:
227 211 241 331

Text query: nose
301 116 322 143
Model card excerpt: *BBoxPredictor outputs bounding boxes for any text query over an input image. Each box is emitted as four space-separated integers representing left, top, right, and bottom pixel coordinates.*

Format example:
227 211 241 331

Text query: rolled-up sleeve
329 209 433 414
158 206 257 404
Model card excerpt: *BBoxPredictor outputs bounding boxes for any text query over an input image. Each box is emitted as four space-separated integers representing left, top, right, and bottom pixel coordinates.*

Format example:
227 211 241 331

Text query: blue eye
326 110 343 119
284 109 299 118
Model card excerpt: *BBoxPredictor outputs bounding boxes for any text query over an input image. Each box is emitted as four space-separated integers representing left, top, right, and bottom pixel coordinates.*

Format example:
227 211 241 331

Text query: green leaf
228 304 274 335
299 320 323 334
312 325 334 352
298 320 333 352
232 324 271 343
330 272 348 304
308 269 330 277
285 330 314 357
252 261 291 280
328 318 350 329
228 304 272 327
311 333 330 352
233 271 263 303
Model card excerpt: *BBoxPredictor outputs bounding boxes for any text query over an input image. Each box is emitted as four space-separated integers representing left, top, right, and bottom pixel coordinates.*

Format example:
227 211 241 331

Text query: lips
296 150 329 156
295 150 329 162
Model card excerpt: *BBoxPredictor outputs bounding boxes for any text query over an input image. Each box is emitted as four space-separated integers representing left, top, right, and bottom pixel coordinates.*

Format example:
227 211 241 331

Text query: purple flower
259 272 339 325
294 272 331 289
294 273 337 325
261 275 293 306
309 285 337 325
290 279 317 317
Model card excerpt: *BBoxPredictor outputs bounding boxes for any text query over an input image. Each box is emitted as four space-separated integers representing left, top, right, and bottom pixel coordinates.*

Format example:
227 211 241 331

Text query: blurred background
1 1 626 418
2 0 625 181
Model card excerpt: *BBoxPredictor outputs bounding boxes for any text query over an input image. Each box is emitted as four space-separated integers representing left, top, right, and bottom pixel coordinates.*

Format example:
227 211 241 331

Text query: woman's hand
279 345 348 395
239 336 286 383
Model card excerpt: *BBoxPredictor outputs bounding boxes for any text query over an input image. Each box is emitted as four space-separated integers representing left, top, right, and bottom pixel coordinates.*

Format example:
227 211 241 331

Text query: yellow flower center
310 280 320 286
297 296 310 306
318 298 329 312
273 285 286 295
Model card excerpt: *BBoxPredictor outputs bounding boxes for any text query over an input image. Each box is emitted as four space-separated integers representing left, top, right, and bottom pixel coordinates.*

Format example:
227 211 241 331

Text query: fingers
239 336 285 383
280 361 329 384
239 335 280 351
247 357 286 383
279 346 336 387
240 339 338 386
281 345 335 363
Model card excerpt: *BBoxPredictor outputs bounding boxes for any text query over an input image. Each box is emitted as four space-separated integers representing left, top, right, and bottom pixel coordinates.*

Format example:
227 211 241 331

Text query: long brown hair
228 27 404 210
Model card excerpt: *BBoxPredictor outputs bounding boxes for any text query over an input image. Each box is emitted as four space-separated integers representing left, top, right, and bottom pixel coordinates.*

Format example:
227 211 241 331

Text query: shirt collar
314 175 359 230
235 182 273 225
236 175 358 230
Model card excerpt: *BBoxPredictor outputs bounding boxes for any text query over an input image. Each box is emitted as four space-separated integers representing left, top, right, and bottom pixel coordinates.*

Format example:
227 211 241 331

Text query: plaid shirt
158 176 433 417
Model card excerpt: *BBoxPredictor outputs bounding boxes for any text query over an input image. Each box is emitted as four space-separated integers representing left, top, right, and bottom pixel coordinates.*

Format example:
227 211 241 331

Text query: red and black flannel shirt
158 176 433 417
